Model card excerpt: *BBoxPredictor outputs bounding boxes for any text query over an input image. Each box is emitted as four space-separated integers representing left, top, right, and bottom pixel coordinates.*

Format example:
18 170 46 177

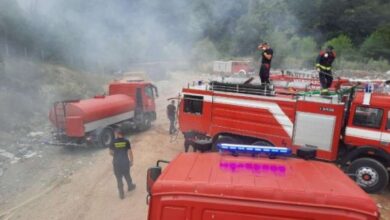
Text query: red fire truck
178 80 390 193
49 79 158 147
146 146 380 220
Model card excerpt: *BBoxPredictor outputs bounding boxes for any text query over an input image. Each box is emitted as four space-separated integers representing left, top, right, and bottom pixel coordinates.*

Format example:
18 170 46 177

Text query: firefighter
184 136 194 153
316 45 336 94
183 133 197 153
167 100 176 134
109 128 136 199
183 133 210 153
257 42 273 84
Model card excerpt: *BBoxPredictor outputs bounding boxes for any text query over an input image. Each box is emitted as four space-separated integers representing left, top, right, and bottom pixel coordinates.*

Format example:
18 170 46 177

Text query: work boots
118 184 136 199
119 189 125 200
128 183 136 191
320 88 330 96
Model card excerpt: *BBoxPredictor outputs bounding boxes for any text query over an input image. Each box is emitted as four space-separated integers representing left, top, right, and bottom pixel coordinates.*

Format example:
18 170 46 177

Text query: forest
0 0 389 71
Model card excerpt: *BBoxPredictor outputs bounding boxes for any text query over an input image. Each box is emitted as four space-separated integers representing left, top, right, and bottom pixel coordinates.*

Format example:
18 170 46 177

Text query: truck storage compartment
293 100 345 161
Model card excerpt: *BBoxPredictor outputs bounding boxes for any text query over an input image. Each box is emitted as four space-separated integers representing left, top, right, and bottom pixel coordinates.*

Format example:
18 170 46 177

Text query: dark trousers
319 70 333 89
184 139 195 152
259 63 270 84
169 117 175 134
114 164 132 195
184 140 190 152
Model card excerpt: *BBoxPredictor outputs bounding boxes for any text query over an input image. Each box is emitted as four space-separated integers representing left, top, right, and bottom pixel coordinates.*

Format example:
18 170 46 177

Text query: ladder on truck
209 81 275 96
53 101 68 134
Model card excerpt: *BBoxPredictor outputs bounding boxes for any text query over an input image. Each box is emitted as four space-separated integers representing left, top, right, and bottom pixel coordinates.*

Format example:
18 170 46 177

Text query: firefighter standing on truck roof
316 45 336 93
257 42 273 84
109 128 136 199
167 100 176 134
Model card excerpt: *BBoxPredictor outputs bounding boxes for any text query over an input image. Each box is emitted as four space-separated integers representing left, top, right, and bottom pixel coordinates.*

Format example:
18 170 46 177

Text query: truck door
345 105 384 147
179 94 211 134
380 110 390 147
144 85 156 113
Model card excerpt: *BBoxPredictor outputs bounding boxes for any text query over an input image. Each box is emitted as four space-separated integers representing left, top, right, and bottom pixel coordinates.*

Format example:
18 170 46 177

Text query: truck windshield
145 86 154 99
387 111 390 130
353 106 383 129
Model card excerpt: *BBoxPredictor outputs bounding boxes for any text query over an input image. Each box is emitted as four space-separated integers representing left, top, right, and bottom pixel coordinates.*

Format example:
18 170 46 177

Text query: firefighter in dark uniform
184 132 197 152
257 42 273 84
316 45 336 93
167 100 176 134
109 128 136 199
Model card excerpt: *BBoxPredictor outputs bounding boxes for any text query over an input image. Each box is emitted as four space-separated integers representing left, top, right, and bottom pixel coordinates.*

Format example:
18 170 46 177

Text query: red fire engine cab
49 79 158 147
178 80 390 193
146 145 380 220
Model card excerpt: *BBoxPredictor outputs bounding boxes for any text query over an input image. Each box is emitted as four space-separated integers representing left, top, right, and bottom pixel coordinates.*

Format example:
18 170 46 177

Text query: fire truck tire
137 114 151 131
211 135 238 152
144 116 152 129
347 158 389 193
98 127 115 148
238 69 247 75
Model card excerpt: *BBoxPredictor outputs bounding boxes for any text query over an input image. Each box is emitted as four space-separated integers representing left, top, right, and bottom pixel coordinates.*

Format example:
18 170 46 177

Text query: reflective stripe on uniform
114 142 127 148
316 64 332 71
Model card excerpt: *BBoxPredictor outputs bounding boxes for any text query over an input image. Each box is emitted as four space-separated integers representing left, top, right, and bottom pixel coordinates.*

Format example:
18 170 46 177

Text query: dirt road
0 72 389 220
0 71 191 220
0 123 182 220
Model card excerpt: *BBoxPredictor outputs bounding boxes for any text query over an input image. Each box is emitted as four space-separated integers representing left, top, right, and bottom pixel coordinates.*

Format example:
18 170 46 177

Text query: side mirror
146 166 162 194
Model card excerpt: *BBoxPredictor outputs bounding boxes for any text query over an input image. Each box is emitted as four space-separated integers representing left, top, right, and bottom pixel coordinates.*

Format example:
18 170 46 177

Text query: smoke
0 0 309 81
0 0 306 137
5 0 308 71
0 0 214 136
12 0 211 72
10 0 297 70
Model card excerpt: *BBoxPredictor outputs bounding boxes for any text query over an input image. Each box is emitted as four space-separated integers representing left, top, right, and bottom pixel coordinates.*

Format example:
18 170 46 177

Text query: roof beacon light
364 83 375 93
218 143 292 156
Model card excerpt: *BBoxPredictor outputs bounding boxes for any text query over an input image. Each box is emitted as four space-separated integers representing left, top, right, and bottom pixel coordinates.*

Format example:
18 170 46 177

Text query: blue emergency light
364 83 375 93
218 143 292 156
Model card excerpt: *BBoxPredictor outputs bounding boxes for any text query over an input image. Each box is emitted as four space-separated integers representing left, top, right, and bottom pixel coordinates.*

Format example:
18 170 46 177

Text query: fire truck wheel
139 116 151 131
238 69 247 75
137 114 151 131
98 127 115 148
211 135 238 152
347 158 389 193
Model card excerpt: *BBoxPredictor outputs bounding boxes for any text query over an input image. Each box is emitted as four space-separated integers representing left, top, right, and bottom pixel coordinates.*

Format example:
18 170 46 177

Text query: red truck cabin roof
353 91 390 109
149 153 379 220
108 81 150 96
